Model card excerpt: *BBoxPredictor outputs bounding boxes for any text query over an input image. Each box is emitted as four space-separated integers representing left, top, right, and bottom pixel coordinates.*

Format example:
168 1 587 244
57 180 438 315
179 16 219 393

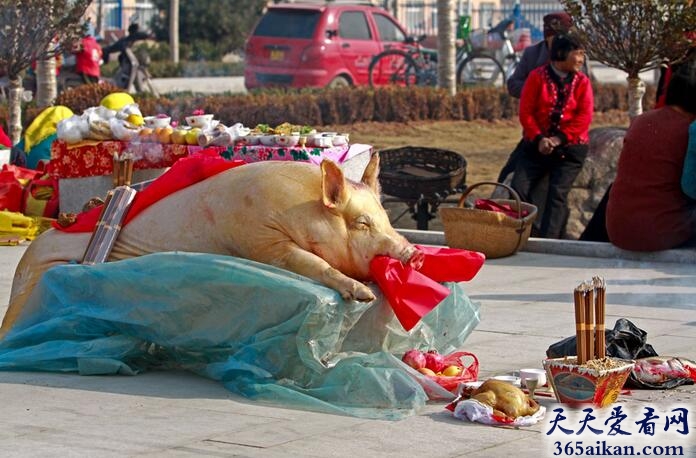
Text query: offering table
51 140 372 213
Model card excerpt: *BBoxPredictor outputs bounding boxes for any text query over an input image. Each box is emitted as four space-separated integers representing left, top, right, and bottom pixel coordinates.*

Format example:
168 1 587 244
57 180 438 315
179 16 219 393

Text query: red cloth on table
53 149 245 232
370 246 485 331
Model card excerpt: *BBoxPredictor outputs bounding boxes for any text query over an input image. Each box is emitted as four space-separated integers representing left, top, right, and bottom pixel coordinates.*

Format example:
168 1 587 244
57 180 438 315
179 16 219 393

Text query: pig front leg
266 245 376 302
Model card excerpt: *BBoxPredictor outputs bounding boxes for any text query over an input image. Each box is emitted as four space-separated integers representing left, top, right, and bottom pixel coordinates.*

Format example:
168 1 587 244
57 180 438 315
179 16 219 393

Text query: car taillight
300 44 325 64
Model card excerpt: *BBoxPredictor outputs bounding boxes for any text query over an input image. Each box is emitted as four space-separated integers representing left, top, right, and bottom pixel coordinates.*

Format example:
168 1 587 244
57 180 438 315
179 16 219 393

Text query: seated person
683 121 696 200
10 105 73 170
606 61 696 251
510 34 593 239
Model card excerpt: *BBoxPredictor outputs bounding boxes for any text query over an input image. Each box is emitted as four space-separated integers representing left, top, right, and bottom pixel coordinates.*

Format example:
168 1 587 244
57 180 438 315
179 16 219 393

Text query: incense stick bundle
573 277 607 365
81 187 137 265
112 153 120 188
593 277 606 359
584 284 594 363
574 285 587 364
82 190 115 264
123 153 134 186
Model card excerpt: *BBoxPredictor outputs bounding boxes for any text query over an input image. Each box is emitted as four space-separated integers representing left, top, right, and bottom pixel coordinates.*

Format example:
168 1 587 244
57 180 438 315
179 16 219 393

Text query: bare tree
561 0 696 117
170 0 179 63
36 53 58 109
437 0 456 95
0 0 90 143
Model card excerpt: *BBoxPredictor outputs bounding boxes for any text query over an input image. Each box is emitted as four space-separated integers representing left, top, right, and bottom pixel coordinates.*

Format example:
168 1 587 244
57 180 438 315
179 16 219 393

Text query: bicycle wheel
369 50 419 87
457 52 505 87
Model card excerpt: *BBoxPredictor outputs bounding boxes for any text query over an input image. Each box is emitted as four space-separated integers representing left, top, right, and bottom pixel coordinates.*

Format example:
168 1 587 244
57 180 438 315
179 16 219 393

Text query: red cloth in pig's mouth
53 149 246 233
370 246 485 331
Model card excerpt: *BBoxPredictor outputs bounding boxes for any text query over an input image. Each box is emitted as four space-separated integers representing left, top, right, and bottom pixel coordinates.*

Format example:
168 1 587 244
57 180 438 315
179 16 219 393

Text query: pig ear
321 159 349 209
361 152 381 194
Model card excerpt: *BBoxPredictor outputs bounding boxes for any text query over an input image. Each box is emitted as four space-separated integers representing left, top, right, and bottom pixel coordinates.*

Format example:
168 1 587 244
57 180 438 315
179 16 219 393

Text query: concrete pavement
0 236 694 457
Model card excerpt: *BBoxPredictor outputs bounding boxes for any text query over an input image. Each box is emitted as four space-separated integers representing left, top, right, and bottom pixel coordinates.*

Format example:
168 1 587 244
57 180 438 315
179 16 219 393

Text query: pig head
1 154 423 337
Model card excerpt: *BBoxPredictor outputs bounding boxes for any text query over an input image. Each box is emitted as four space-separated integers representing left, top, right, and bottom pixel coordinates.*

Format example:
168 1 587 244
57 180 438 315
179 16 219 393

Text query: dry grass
327 110 630 230
330 110 629 186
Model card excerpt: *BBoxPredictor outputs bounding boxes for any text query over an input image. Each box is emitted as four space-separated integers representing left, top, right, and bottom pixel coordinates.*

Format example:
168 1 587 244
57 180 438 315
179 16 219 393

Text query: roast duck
471 379 540 420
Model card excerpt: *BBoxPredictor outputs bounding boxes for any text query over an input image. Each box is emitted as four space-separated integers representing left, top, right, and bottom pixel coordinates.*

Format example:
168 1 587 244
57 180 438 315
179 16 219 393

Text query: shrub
6 82 653 131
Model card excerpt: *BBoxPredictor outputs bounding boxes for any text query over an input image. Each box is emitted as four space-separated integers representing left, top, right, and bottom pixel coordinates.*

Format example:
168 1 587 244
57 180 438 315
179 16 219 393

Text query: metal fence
394 1 562 42
97 1 157 34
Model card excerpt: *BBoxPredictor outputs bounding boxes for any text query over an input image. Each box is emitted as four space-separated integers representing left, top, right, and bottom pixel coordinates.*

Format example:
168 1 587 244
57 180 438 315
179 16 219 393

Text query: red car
244 2 410 90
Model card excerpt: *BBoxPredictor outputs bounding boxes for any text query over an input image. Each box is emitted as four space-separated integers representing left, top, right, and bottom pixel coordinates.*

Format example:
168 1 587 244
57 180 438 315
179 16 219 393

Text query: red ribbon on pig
370 246 485 331
54 149 245 232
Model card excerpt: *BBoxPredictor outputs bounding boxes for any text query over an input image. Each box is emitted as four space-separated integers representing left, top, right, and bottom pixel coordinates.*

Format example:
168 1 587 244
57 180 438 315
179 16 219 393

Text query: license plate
269 50 285 61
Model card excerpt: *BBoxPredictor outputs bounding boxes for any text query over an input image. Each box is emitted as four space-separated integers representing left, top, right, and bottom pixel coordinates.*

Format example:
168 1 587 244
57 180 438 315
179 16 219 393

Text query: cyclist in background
102 23 150 93
73 27 103 84
507 12 576 98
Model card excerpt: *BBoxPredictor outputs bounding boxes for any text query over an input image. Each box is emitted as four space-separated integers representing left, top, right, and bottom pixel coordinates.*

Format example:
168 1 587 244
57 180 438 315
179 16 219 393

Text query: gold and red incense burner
544 277 635 407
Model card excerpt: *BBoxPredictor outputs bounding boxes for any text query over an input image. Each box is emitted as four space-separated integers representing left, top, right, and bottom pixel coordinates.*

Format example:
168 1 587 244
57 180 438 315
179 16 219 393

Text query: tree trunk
626 76 646 119
8 77 24 145
170 0 180 63
437 0 456 95
36 57 57 109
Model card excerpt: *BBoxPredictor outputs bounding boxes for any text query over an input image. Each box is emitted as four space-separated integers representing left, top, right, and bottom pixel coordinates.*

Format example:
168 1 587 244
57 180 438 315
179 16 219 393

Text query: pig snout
405 246 425 270
399 245 424 270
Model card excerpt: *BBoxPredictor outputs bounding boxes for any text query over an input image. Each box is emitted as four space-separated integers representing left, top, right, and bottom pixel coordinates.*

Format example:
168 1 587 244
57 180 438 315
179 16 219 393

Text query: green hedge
2 83 655 130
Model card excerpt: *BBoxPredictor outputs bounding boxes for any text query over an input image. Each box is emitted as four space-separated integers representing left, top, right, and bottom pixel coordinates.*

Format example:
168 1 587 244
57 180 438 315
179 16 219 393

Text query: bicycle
368 34 438 88
457 18 521 87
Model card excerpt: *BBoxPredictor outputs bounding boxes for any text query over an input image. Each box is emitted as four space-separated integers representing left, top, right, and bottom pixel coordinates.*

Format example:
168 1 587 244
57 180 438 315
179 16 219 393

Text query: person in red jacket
74 33 103 84
511 34 594 239
0 124 11 148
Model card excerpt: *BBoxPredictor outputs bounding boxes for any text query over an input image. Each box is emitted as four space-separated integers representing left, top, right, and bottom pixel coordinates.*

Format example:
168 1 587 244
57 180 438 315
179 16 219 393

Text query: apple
155 126 173 144
441 365 461 377
417 367 437 376
139 127 154 142
171 129 187 145
185 128 201 145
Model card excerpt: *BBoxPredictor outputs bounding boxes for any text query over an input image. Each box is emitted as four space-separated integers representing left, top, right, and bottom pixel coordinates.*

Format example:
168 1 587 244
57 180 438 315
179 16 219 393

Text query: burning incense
585 283 595 363
112 153 120 188
593 277 606 359
573 277 608 364
574 285 587 364
123 153 134 186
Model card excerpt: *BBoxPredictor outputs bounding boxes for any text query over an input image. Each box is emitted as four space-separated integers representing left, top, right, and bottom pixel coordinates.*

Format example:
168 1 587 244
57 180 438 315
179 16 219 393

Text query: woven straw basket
439 181 538 259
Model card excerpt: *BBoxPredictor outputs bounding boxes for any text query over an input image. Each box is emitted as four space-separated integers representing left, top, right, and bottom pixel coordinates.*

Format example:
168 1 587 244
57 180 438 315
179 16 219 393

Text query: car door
336 10 379 85
369 12 409 83
371 11 408 52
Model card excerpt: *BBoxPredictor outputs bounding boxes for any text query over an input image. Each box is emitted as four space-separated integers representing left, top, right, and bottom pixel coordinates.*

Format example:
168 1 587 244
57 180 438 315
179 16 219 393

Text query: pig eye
353 215 371 230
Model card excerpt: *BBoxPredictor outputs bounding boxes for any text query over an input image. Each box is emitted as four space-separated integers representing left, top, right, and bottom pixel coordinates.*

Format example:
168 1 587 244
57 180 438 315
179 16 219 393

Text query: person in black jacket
102 23 150 92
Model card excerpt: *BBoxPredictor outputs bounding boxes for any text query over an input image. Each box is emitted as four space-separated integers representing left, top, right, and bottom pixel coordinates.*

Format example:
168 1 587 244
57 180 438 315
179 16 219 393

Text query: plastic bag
0 252 481 420
423 351 479 393
631 356 696 389
22 173 59 218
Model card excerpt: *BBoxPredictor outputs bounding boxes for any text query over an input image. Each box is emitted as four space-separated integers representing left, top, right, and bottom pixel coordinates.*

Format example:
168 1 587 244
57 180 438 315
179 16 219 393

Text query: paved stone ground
0 239 694 457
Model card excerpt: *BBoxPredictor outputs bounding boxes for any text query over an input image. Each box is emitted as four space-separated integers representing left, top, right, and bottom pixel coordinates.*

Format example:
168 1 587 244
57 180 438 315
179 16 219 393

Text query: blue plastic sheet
0 252 480 419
